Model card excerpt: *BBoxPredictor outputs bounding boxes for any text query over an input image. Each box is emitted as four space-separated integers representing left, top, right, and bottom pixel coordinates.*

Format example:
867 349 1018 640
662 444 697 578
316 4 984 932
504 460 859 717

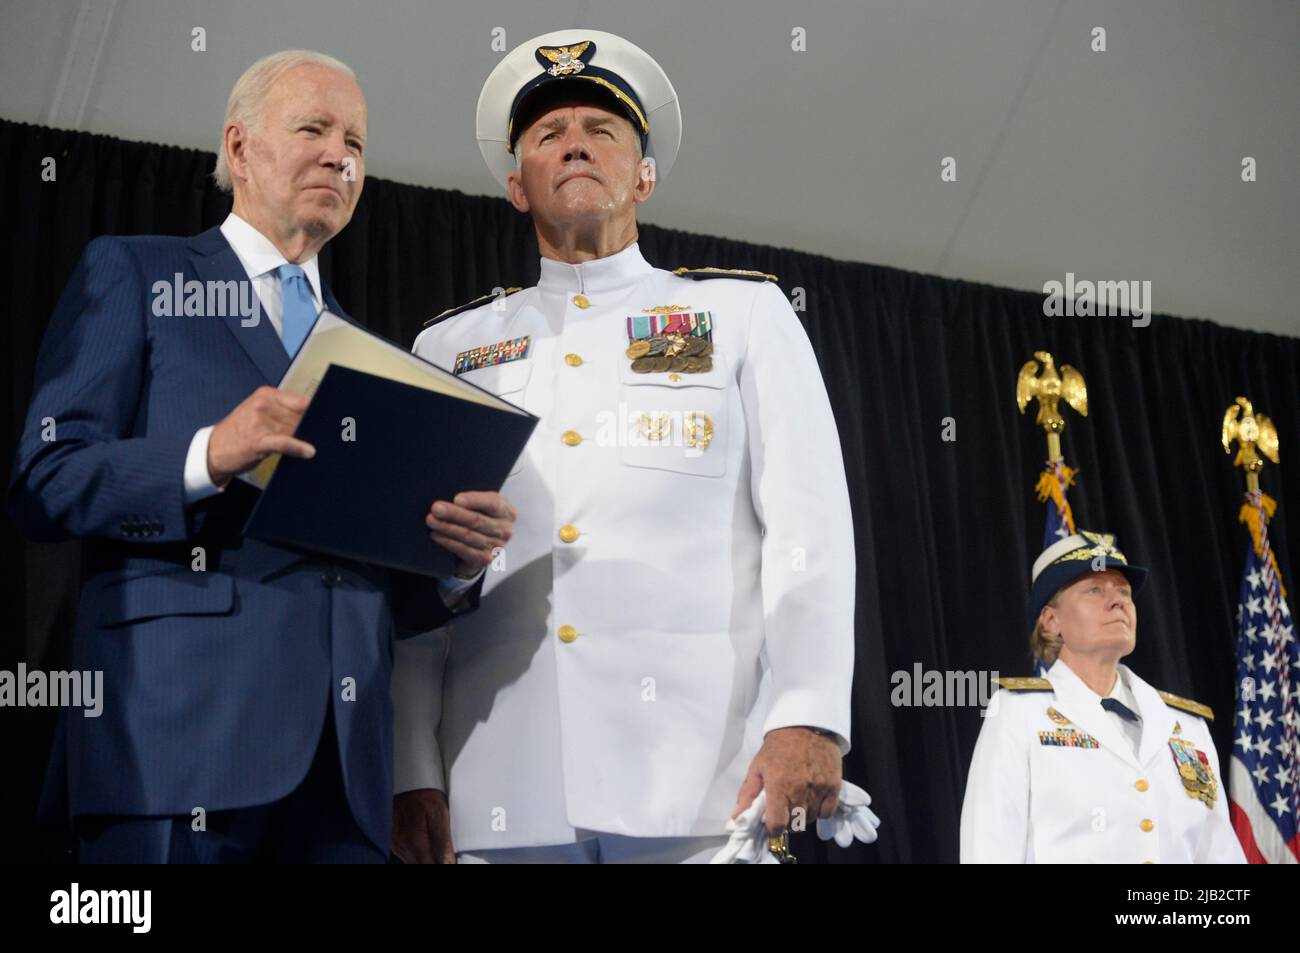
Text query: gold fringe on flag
1239 492 1287 600
1035 464 1078 534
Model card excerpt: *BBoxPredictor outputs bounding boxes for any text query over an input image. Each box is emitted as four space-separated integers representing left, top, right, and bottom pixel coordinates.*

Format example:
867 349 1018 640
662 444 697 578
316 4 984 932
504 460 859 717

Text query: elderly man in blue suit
7 50 515 863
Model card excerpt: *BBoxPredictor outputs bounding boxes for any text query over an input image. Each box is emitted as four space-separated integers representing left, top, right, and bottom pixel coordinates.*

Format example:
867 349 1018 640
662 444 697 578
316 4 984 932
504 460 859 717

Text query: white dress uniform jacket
960 658 1245 863
392 243 855 851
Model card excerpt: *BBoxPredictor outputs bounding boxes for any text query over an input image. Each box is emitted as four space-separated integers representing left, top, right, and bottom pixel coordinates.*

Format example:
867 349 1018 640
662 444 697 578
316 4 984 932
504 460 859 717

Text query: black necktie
1101 698 1140 722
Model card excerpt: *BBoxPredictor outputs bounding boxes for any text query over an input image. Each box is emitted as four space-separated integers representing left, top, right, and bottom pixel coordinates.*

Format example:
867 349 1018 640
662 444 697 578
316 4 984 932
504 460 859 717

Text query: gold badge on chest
637 413 672 442
684 412 714 450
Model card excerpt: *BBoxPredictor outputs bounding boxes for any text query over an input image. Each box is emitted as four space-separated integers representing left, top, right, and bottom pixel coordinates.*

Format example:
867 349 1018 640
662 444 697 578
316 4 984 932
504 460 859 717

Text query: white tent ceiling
2 0 1296 337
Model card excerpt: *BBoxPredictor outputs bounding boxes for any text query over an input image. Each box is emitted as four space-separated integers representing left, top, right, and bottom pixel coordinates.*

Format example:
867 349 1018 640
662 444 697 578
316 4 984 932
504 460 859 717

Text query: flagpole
1017 351 1087 540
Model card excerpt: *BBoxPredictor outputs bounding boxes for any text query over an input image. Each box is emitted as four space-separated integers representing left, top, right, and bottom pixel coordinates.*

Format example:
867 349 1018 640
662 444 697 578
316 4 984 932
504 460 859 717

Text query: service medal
624 310 715 374
1168 738 1217 808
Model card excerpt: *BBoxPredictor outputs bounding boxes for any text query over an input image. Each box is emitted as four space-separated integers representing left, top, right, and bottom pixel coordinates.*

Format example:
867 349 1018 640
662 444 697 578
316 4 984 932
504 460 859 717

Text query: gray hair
213 49 356 192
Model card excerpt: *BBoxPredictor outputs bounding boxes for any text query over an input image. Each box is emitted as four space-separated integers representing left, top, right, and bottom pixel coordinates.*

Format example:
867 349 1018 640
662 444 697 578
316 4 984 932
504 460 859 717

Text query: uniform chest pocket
458 359 532 400
616 352 730 478
457 359 532 476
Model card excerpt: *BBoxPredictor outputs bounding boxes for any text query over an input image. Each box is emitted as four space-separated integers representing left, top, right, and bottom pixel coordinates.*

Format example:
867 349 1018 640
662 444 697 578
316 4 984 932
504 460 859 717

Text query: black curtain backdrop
2 117 1297 863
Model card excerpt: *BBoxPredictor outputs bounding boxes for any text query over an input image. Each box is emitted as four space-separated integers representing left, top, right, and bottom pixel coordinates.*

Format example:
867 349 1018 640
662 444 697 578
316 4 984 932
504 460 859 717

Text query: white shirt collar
1106 666 1141 719
1049 657 1140 718
537 242 654 295
220 213 324 308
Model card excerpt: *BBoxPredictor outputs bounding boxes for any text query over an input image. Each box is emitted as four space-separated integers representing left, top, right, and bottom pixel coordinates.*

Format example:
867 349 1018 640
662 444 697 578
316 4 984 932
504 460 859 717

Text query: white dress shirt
182 213 323 503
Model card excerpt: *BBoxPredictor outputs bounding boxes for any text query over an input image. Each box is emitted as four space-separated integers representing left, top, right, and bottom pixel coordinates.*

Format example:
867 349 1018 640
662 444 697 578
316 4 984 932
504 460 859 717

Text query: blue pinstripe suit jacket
8 227 469 853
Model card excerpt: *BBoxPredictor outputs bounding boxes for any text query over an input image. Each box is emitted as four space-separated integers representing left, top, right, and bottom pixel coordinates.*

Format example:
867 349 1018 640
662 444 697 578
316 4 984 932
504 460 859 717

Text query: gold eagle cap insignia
1078 530 1121 556
538 41 592 76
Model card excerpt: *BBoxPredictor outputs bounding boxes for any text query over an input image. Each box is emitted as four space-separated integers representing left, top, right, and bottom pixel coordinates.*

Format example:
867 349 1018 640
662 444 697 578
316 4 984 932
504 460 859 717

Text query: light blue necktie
277 263 318 358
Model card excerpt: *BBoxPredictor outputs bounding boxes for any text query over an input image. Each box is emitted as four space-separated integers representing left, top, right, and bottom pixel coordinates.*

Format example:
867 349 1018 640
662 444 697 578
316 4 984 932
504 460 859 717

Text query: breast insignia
672 266 779 283
423 287 524 327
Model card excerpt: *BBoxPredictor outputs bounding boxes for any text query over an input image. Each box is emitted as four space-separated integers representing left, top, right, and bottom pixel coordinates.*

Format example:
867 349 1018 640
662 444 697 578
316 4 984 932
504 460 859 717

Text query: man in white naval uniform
960 531 1245 863
390 30 856 863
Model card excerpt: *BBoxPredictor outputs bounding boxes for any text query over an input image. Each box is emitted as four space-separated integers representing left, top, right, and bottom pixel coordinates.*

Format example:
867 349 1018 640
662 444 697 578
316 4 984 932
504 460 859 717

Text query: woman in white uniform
960 530 1245 863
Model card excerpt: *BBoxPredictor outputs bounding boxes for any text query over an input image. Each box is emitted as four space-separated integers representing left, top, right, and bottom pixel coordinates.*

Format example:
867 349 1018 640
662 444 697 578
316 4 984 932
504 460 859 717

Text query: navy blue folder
244 363 538 577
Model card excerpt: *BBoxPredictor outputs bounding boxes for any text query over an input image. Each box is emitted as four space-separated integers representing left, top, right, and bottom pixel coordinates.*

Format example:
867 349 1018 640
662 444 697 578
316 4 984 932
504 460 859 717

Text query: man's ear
225 121 249 183
632 157 656 205
506 168 530 214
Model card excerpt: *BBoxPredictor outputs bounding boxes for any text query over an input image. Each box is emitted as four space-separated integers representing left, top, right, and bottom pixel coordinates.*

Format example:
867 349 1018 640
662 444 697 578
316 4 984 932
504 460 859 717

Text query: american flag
1229 490 1299 863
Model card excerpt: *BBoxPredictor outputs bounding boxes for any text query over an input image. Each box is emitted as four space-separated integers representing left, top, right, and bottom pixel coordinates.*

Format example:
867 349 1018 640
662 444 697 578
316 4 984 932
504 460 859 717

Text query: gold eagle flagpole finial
1225 396 1286 599
1016 350 1088 461
1222 396 1280 495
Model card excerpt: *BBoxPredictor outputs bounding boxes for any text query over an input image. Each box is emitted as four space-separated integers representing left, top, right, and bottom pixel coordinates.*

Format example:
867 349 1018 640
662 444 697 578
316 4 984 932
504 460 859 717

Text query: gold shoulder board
994 676 1053 692
672 266 779 283
423 287 524 327
1157 689 1214 722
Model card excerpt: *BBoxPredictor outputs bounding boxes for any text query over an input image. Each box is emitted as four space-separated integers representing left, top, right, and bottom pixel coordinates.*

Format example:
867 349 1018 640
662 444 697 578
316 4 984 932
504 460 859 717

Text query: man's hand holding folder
424 491 517 575
207 386 316 485
228 313 536 578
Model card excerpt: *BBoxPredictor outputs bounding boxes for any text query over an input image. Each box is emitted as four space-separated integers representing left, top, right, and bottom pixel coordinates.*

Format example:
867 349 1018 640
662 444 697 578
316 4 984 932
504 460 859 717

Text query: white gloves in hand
815 780 881 847
710 781 881 864
711 791 780 864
